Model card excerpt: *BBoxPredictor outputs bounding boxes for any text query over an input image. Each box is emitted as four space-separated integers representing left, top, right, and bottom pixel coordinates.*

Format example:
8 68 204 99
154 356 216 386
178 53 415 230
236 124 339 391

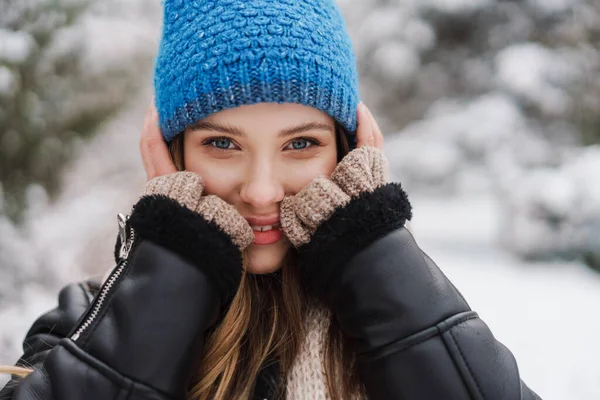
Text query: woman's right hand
141 171 254 250
140 100 177 181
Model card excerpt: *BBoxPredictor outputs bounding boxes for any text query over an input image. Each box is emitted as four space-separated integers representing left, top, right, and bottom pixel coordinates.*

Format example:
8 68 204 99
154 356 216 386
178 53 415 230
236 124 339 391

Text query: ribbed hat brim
156 56 358 142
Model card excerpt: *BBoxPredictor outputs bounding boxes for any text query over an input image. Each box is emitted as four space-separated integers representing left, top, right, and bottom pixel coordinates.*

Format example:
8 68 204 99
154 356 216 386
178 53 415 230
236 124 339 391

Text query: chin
244 239 291 275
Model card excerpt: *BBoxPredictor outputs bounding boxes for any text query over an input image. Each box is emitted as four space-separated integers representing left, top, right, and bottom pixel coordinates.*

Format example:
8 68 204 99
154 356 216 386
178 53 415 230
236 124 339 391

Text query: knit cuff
280 177 351 248
330 146 388 197
142 171 204 211
297 183 412 297
196 195 254 249
143 172 253 250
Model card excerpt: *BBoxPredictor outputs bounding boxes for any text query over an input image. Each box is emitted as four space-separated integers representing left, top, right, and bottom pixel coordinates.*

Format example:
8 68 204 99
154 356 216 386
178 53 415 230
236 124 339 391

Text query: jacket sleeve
297 183 542 400
2 195 244 400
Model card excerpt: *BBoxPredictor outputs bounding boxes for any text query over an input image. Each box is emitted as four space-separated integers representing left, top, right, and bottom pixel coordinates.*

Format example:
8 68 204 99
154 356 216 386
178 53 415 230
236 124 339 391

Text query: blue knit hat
153 0 359 143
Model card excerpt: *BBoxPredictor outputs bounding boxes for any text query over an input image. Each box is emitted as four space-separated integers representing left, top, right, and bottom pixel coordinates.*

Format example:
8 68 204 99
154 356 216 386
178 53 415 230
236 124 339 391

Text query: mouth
246 216 283 246
250 222 281 232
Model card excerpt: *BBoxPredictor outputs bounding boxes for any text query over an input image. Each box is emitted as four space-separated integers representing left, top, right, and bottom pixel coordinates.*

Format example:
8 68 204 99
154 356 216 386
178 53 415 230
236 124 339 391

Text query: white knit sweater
286 305 332 399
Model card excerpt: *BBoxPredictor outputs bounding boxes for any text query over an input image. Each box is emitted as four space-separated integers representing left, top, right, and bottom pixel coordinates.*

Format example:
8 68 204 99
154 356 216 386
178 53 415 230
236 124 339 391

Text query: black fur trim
128 195 243 305
298 183 412 297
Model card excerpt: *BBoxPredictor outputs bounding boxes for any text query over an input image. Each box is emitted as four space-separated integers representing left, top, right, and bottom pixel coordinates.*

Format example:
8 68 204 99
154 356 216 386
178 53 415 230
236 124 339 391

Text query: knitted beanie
153 0 359 144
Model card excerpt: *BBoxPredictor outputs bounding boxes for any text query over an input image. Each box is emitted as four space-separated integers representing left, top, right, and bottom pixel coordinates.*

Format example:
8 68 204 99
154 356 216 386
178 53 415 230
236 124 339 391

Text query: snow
22 97 148 284
0 29 34 64
78 14 161 75
495 43 578 116
385 135 463 191
385 89 600 263
373 42 421 84
418 0 493 14
526 0 580 15
355 8 407 53
0 66 17 97
384 93 554 194
402 18 436 52
498 146 600 262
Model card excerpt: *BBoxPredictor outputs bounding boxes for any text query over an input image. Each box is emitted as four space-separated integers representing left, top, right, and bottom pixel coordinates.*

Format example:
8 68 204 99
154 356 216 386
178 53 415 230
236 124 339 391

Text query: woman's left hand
355 102 384 150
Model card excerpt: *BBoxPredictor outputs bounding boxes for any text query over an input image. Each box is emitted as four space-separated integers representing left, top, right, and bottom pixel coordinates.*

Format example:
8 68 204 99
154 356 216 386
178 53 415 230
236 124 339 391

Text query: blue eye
210 138 234 149
288 138 313 150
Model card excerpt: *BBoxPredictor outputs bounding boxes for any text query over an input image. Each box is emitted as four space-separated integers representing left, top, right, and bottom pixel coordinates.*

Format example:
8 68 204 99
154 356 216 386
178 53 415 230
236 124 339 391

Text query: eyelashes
201 136 323 152
285 137 321 150
203 137 236 150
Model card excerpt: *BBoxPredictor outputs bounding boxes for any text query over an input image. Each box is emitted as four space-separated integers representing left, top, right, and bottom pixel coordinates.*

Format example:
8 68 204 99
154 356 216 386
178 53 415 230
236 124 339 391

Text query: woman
1 0 541 399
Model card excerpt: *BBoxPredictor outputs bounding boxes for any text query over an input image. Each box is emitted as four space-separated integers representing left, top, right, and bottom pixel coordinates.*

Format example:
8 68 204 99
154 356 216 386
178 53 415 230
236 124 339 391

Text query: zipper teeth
71 228 135 342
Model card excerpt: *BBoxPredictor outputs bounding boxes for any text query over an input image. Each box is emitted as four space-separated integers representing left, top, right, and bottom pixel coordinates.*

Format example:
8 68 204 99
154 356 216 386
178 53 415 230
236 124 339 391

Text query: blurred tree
0 0 158 221
340 0 600 146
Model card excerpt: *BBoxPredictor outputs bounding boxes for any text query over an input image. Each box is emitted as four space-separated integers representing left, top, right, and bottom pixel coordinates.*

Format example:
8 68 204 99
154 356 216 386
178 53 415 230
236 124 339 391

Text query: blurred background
1 0 599 397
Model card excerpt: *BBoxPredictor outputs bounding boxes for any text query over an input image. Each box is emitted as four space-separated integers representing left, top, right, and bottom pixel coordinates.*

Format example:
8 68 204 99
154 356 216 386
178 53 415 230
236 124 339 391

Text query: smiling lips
246 216 283 245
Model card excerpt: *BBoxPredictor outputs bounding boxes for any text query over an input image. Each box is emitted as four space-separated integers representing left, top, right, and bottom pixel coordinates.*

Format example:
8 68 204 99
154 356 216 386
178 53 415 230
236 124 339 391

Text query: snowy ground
411 194 600 400
2 92 600 398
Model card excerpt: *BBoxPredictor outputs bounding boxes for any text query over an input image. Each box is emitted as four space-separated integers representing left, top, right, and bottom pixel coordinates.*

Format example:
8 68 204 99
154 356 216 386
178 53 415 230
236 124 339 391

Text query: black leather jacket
1 184 541 399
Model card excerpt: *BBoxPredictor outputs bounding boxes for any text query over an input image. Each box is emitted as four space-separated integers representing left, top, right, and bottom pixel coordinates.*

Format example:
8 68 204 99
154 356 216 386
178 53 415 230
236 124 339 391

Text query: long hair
1 124 362 400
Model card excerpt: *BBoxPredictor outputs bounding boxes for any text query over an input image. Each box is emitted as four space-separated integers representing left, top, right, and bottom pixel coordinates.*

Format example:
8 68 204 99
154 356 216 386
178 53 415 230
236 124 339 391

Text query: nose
240 161 284 209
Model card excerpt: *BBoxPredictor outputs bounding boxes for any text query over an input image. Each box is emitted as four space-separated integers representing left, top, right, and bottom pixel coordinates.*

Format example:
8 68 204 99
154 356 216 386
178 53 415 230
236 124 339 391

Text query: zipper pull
117 213 132 260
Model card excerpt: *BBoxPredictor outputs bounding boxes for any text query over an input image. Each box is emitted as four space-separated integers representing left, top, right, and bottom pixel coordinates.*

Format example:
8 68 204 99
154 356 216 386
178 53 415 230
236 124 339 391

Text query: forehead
203 102 334 129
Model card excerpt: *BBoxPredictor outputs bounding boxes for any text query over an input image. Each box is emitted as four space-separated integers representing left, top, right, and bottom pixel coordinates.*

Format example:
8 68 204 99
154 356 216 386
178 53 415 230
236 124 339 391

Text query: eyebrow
278 122 334 138
188 121 334 138
188 121 246 137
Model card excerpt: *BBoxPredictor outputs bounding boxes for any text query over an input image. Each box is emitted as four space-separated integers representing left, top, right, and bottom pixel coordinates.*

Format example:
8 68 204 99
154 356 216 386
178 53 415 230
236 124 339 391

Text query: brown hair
173 122 362 399
1 124 361 399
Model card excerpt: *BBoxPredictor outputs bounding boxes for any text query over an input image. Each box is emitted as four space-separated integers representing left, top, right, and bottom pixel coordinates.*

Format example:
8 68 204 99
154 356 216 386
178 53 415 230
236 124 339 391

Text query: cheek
282 152 338 193
183 149 242 198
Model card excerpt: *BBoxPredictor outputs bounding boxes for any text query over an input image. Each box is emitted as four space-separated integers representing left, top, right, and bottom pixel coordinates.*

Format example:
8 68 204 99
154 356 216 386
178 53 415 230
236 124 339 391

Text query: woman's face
183 103 338 274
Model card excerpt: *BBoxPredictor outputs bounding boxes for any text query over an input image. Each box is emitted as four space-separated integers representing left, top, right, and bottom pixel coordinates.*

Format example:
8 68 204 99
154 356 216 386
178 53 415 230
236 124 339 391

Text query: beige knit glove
142 171 254 249
281 147 388 247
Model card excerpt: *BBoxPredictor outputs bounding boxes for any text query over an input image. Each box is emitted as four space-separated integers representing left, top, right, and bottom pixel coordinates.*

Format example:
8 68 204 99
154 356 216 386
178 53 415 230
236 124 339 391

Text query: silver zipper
71 213 135 342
